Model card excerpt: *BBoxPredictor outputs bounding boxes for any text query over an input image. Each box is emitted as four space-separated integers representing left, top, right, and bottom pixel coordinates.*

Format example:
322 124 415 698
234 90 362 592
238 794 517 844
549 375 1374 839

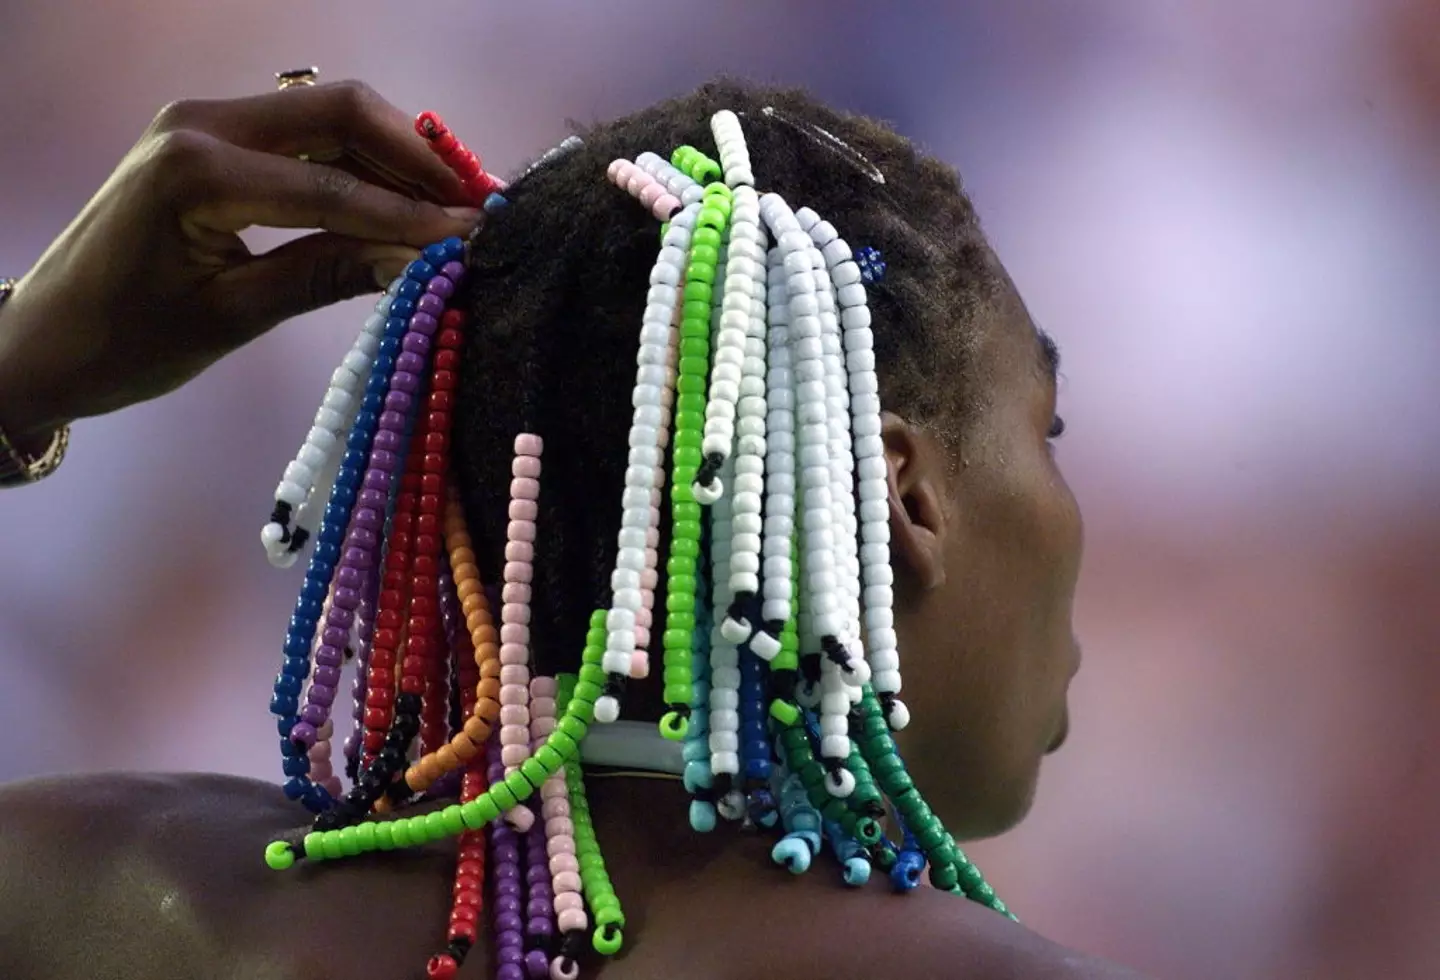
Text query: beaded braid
260 108 1016 980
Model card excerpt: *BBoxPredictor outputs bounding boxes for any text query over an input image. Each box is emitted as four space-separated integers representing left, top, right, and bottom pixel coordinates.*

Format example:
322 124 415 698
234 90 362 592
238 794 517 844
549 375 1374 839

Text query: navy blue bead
440 235 464 259
422 242 450 266
396 278 423 301
318 524 344 547
330 485 356 508
282 777 308 800
279 737 303 758
744 756 772 780
311 559 335 583
277 715 297 737
283 632 310 658
343 449 368 471
740 720 766 741
296 597 324 621
283 755 310 777
322 502 348 528
274 674 302 697
385 312 411 333
302 784 333 812
314 540 341 564
300 579 327 604
404 259 436 282
289 614 317 634
281 655 310 678
271 693 300 716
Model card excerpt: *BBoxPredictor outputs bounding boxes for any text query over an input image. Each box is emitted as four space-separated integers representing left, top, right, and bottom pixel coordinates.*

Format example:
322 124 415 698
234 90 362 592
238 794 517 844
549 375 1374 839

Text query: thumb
211 232 420 341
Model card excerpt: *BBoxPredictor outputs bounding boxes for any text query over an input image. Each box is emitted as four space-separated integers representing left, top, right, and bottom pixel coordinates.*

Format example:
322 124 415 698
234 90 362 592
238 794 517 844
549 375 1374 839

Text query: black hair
454 79 998 712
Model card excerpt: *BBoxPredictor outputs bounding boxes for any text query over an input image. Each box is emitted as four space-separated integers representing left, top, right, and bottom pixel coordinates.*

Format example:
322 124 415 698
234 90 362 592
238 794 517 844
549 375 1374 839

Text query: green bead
674 501 701 522
521 757 549 787
677 392 705 412
674 446 701 467
489 781 518 810
265 841 295 870
686 261 717 285
689 244 720 268
693 158 722 183
673 429 701 449
854 817 885 846
549 730 578 758
354 822 376 852
593 901 625 928
681 302 711 324
504 769 534 803
302 832 327 862
578 662 606 685
697 206 726 230
411 815 437 844
820 798 850 825
662 683 693 704
668 610 696 630
423 810 450 841
462 795 499 828
930 862 959 890
863 714 889 739
535 745 564 773
691 226 722 249
558 715 588 743
671 145 694 169
373 822 395 850
662 628 692 649
678 355 709 377
672 538 699 559
659 711 689 739
677 374 705 395
702 181 732 201
338 826 361 856
593 923 624 956
590 609 608 628
680 336 709 358
872 844 897 872
664 665 693 688
684 281 713 305
320 830 345 860
574 680 602 704
579 851 605 872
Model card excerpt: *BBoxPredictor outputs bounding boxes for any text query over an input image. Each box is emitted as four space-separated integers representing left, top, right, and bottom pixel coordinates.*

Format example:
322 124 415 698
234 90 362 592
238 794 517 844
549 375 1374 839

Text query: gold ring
275 67 319 91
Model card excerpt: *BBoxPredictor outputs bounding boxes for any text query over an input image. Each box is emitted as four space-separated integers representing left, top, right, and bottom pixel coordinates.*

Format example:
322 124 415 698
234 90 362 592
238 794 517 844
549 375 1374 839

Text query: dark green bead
929 862 959 890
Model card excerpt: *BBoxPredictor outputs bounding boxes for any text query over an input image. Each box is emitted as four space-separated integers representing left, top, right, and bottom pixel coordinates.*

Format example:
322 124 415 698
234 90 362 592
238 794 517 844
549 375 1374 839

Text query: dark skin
0 85 1134 979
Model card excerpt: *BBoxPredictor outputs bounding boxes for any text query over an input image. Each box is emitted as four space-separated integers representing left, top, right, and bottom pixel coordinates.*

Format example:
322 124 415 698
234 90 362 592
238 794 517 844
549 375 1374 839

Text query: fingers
152 80 473 207
171 136 478 247
207 231 420 337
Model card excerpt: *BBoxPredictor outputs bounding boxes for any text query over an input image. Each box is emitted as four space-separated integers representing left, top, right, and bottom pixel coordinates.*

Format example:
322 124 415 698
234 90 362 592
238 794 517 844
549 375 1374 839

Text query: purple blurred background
2 2 1437 977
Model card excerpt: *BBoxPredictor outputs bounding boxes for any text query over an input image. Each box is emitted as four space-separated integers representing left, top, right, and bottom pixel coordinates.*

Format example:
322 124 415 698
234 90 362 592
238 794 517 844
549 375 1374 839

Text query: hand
0 80 481 448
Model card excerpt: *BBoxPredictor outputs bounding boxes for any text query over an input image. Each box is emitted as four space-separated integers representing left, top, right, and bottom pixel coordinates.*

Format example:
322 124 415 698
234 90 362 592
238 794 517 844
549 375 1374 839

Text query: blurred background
2 1 1437 977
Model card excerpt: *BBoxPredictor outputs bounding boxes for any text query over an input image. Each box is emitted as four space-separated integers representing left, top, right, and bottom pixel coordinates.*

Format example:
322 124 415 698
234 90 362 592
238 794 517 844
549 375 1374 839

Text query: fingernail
443 206 482 226
366 246 421 289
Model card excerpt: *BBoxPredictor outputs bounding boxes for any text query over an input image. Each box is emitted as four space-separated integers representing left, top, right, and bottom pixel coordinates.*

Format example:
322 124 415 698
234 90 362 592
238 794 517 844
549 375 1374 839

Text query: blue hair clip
855 246 886 284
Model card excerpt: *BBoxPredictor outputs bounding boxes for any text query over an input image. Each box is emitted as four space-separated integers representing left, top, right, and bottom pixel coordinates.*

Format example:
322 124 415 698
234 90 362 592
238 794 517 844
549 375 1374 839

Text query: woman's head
454 79 1082 840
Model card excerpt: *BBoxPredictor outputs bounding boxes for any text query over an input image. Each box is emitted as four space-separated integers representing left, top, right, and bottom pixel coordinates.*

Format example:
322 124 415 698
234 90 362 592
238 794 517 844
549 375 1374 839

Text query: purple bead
409 312 438 336
378 409 406 431
417 293 445 316
525 865 548 885
372 429 400 453
495 879 521 899
329 605 354 629
300 702 328 725
525 897 550 918
497 945 523 966
495 911 523 934
342 548 370 572
290 721 318 747
526 917 554 940
487 763 506 783
495 863 521 884
498 964 525 980
307 684 335 708
313 665 342 687
524 950 549 978
395 352 425 375
322 625 349 647
314 646 342 670
348 527 378 551
360 469 390 493
427 276 455 299
389 371 418 395
332 586 361 611
370 450 398 473
441 261 466 281
401 332 432 355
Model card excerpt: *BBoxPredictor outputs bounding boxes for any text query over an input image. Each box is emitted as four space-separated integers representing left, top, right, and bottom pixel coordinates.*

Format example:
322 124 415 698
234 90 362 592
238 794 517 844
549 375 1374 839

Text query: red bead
418 495 441 516
426 954 458 980
402 654 428 675
422 453 446 474
440 311 466 331
421 473 444 494
426 412 450 434
413 553 439 576
373 625 401 647
411 576 437 599
410 593 437 617
423 431 449 454
431 371 456 391
432 350 458 371
446 924 478 944
406 635 434 659
454 873 482 892
400 676 426 696
369 649 396 669
453 887 483 910
429 391 455 413
421 724 447 747
365 682 395 705
363 730 387 752
458 846 486 863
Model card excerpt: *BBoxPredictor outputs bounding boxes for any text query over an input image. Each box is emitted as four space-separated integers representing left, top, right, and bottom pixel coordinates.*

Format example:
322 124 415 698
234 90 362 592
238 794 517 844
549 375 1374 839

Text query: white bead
831 261 861 286
820 734 851 759
708 731 739 753
692 479 723 505
811 220 838 246
275 479 306 507
825 767 856 798
841 305 872 330
594 696 621 724
886 700 911 731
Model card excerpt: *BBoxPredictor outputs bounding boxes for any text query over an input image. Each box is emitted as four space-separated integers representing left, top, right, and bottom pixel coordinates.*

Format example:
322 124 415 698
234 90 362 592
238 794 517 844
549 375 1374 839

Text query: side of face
885 267 1083 840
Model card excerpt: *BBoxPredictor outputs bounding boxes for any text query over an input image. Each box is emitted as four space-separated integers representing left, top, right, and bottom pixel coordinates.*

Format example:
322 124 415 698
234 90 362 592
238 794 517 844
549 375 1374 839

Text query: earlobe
881 413 949 592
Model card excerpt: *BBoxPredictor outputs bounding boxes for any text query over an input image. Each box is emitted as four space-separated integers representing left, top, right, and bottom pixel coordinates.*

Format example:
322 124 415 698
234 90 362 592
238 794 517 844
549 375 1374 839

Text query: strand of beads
738 638 775 827
499 434 543 831
342 568 378 780
707 454 743 817
416 111 503 205
635 151 704 208
771 770 821 873
762 251 800 707
540 674 584 980
823 818 872 887
682 562 717 831
261 292 384 567
487 734 529 980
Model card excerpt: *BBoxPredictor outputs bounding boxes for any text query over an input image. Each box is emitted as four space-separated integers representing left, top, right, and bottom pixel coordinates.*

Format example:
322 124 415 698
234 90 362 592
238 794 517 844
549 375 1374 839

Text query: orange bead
465 611 490 634
452 559 479 581
374 796 393 814
478 657 501 678
463 716 492 742
417 756 445 784
435 746 460 773
455 577 481 601
474 698 500 724
450 735 479 761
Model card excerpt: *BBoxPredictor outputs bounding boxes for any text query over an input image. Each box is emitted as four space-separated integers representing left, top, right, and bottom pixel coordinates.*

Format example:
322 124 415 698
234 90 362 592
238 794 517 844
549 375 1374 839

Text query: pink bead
634 627 650 649
501 743 530 767
512 456 542 479
531 717 556 739
641 589 654 610
558 908 588 933
549 852 578 874
503 602 532 626
317 719 334 740
500 643 529 666
308 741 330 763
514 433 544 456
509 478 540 501
500 623 530 644
635 607 652 628
309 758 333 780
641 567 659 589
652 193 682 220
646 524 660 545
541 779 568 800
322 776 343 798
530 677 557 698
508 499 538 522
531 694 557 715
638 182 663 209
500 704 528 726
553 870 582 894
506 805 536 832
500 664 530 686
554 893 584 915
606 159 626 181
502 582 532 605
625 171 649 196
504 561 533 584
546 816 574 837
542 797 570 819
547 836 576 857
629 651 650 679
504 540 535 562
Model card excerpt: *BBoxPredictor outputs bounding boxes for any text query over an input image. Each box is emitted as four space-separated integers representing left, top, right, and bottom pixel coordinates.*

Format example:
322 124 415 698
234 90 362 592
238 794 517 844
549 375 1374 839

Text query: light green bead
264 841 295 870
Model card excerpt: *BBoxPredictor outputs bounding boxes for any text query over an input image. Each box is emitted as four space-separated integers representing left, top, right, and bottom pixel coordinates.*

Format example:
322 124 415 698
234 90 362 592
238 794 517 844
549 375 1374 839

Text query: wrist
0 276 70 481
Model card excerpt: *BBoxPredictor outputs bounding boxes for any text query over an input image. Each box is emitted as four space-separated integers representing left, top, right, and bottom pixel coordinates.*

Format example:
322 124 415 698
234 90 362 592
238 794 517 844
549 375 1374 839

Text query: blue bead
396 278 423 301
323 502 348 527
296 597 323 620
277 715 297 737
343 450 368 472
282 777 309 801
300 579 327 603
441 235 465 259
302 784 333 812
270 693 299 716
330 485 355 507
311 559 334 583
890 850 926 892
281 655 309 678
314 540 341 564
744 757 771 781
283 755 310 777
403 259 435 282
689 800 717 833
483 193 509 214
318 525 344 546
273 674 302 697
740 720 766 741
288 614 317 634
422 242 449 266
385 311 411 332
279 737 303 758
772 836 812 874
283 632 309 658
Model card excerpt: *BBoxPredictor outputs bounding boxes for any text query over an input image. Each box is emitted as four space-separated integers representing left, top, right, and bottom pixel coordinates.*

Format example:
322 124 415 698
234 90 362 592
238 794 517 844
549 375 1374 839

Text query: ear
882 412 951 592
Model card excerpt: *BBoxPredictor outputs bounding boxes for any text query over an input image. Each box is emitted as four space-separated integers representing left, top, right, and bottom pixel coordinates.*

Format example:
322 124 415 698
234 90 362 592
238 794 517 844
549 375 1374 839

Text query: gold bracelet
0 277 71 488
